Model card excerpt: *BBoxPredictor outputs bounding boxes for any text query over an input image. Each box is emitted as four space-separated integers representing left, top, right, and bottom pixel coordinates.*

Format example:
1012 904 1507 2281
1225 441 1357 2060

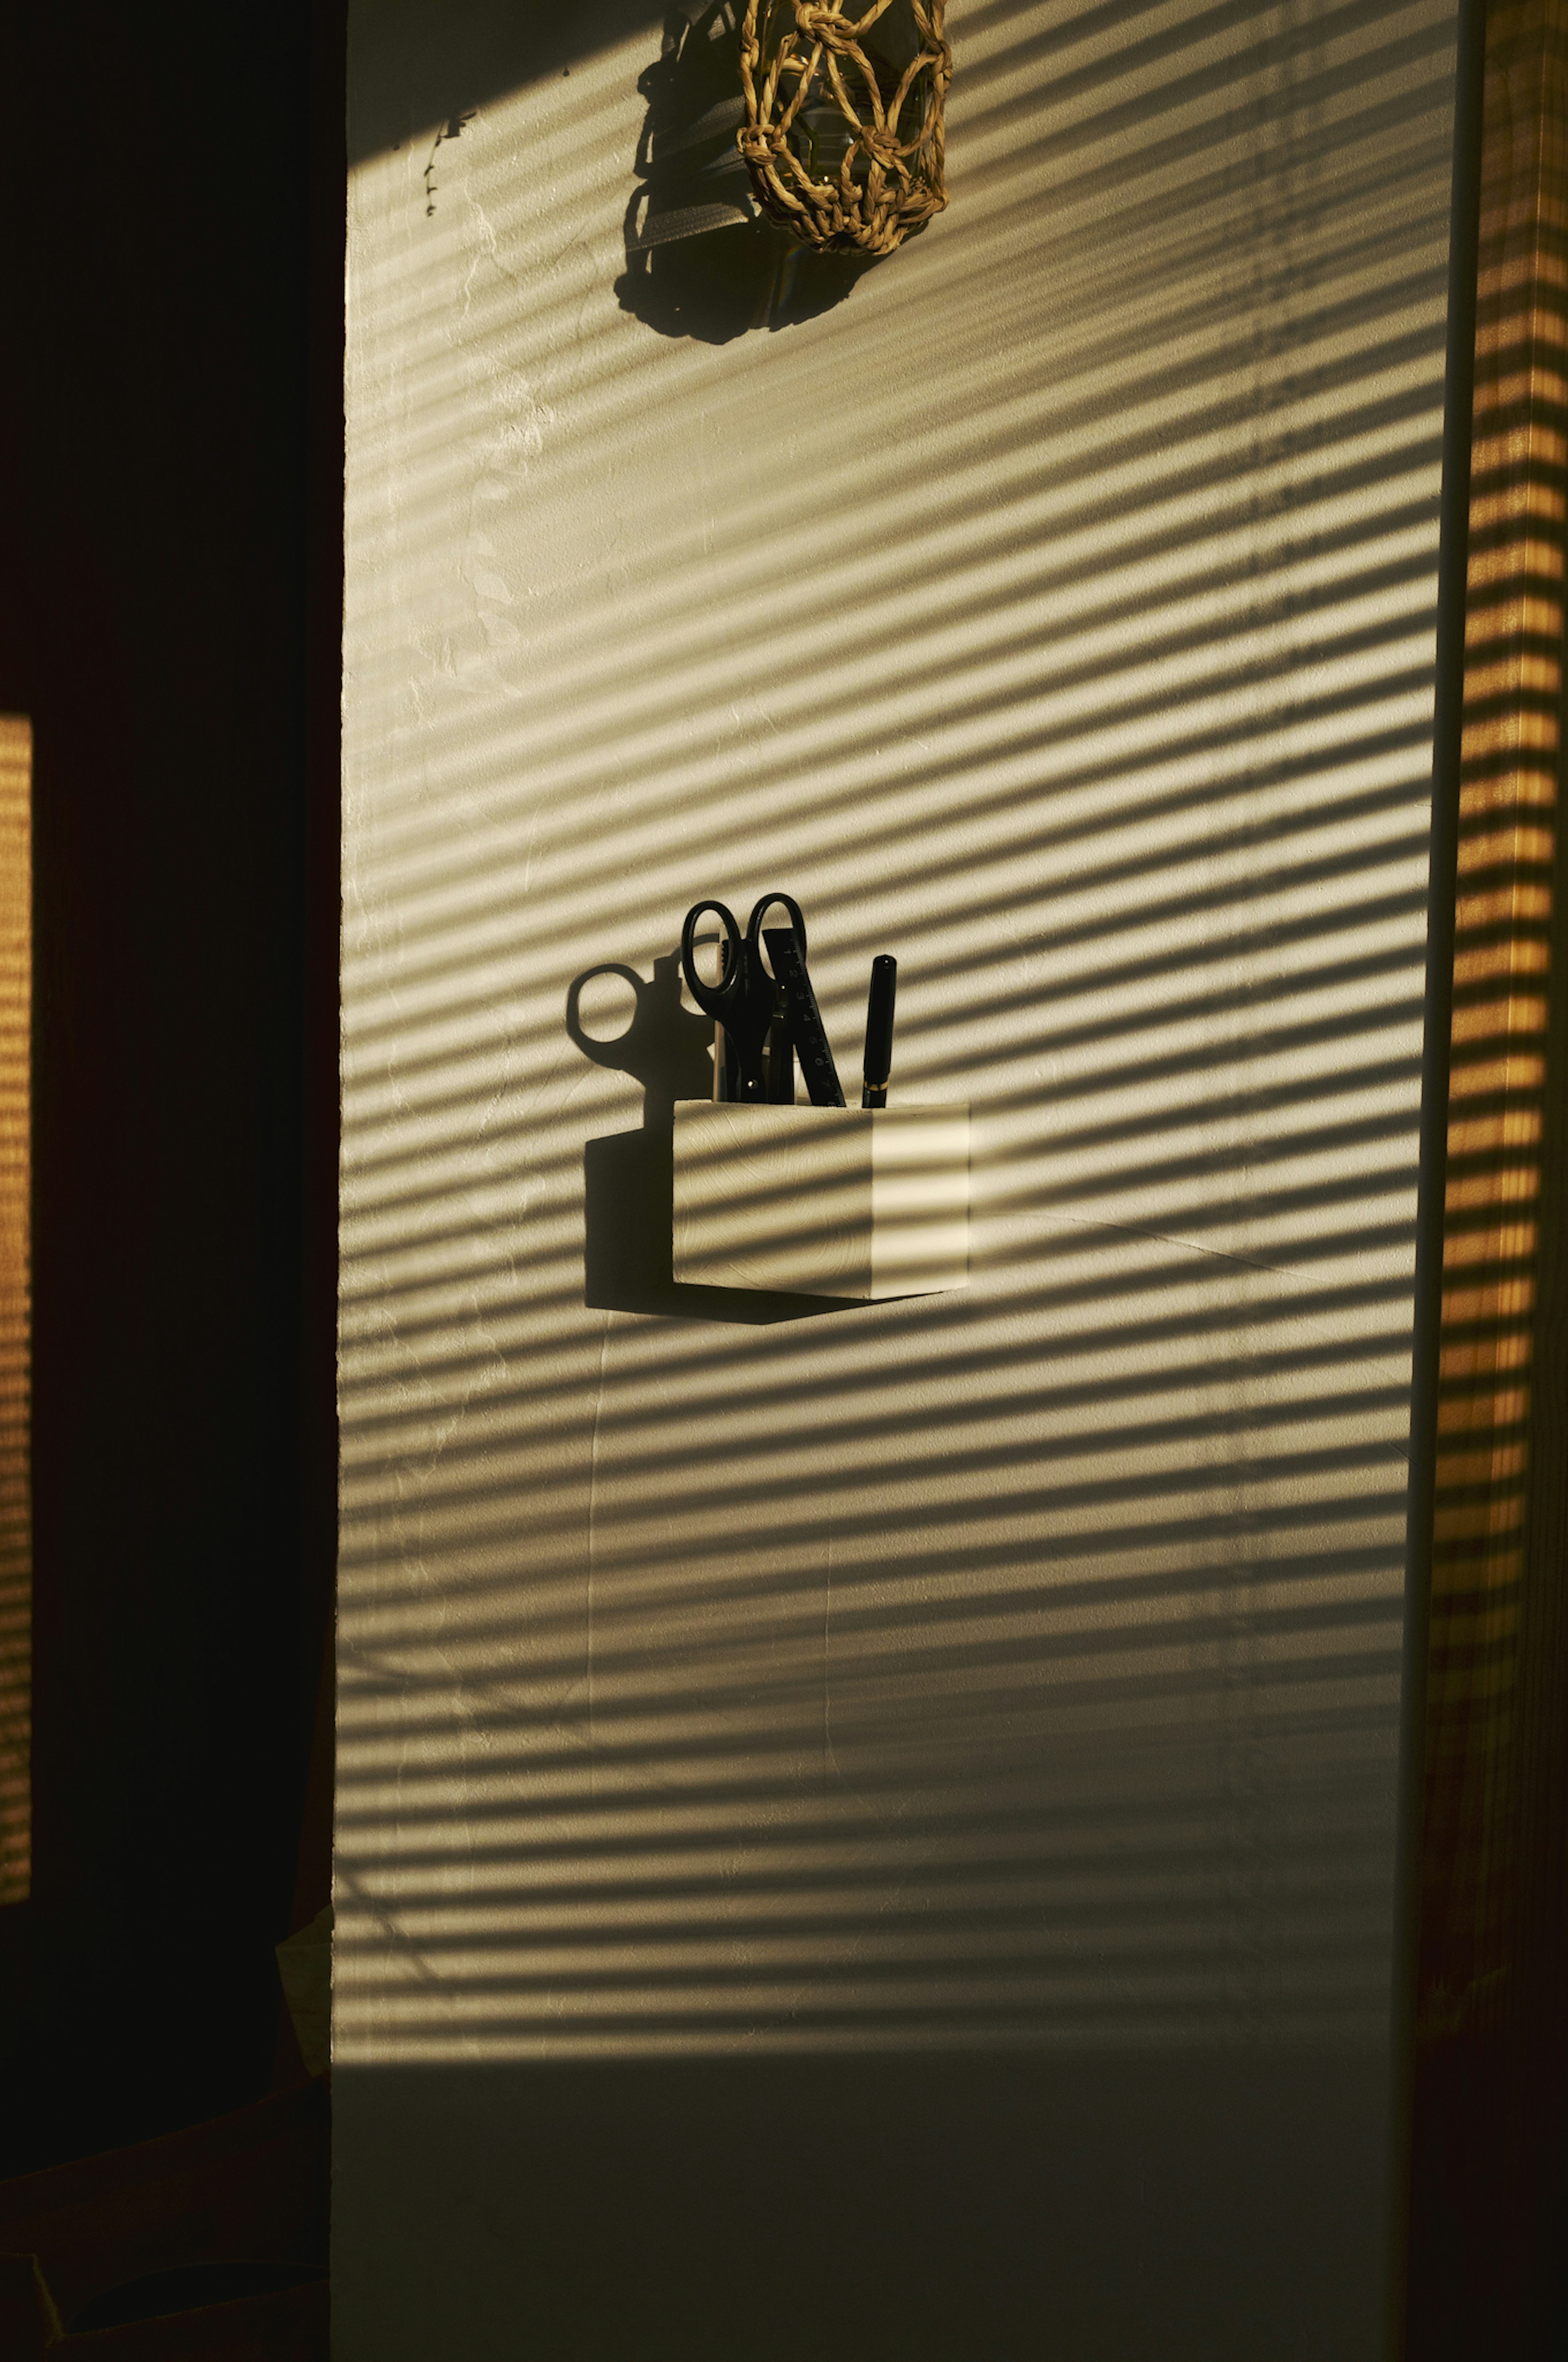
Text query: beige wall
339 0 1455 2079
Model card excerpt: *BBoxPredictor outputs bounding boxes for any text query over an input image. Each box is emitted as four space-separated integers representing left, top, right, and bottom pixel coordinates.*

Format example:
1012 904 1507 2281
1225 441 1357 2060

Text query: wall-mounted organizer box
673 1102 970 1300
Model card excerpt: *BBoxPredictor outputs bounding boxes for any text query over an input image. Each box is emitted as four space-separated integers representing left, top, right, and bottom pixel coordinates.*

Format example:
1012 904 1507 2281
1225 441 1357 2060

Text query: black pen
861 955 897 1109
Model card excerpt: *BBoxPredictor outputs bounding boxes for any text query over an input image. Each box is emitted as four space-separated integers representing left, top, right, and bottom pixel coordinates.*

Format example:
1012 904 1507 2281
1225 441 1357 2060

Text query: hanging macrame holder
737 0 950 256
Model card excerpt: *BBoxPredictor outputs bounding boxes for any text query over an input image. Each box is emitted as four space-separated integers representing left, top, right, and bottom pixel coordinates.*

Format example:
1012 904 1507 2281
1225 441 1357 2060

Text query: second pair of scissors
680 893 806 1102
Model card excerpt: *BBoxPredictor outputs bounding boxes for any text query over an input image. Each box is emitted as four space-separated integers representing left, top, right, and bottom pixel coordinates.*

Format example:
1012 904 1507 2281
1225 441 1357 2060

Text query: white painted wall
338 1 1455 2348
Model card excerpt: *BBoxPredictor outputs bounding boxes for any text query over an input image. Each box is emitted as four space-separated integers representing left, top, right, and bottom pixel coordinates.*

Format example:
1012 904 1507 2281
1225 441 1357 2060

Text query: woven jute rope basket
737 0 951 256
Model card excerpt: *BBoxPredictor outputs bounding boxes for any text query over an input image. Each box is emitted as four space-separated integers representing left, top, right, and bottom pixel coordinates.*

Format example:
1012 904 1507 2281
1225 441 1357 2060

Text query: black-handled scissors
680 893 806 1101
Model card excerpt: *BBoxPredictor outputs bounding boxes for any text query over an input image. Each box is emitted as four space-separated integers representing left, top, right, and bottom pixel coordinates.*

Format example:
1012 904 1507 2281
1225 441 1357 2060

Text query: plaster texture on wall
339 0 1457 2066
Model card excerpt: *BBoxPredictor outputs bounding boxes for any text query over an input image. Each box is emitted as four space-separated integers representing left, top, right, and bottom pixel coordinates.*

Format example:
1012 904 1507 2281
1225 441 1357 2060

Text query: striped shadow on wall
338 0 1458 2062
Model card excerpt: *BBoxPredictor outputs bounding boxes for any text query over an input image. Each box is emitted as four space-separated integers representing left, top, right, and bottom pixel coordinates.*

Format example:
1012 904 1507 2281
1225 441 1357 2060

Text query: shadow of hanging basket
739 0 951 255
619 3 879 342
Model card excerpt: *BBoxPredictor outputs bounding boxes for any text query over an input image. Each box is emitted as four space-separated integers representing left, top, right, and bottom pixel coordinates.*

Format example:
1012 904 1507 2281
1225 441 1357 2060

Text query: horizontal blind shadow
339 0 1457 2059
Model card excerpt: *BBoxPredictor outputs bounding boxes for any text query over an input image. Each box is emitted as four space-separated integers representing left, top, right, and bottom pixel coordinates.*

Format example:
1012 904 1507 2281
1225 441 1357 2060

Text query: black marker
763 928 845 1107
860 955 897 1109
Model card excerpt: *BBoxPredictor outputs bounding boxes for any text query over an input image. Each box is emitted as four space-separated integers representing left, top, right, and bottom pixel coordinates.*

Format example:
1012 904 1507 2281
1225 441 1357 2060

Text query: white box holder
672 1102 969 1300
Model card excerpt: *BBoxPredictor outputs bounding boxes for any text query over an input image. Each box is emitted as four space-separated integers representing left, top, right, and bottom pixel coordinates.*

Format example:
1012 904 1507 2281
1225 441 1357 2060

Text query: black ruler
764 928 845 1107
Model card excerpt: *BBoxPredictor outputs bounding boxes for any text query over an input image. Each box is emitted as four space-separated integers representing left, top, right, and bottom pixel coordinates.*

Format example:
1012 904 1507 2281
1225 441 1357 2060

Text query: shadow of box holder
673 1102 970 1299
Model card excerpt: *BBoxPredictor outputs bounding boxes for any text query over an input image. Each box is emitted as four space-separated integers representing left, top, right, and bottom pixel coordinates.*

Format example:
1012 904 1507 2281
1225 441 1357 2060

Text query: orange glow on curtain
1418 0 1567 2045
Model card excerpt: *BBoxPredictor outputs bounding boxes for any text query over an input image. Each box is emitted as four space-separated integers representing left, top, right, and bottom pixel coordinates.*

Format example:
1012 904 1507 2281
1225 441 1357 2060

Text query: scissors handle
680 900 744 1022
748 892 807 966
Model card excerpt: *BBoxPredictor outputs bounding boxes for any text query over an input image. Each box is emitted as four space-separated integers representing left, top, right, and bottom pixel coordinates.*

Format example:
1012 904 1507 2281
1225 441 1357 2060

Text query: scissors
680 892 807 1101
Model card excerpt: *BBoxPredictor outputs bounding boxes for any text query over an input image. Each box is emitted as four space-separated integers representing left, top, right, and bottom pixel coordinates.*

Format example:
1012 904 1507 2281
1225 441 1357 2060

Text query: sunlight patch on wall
339 0 1457 2059
0 716 31 1907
